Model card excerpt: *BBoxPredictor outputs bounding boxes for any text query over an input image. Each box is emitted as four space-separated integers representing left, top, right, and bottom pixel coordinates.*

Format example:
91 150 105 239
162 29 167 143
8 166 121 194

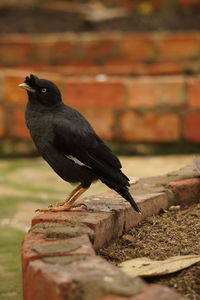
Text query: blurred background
0 1 200 299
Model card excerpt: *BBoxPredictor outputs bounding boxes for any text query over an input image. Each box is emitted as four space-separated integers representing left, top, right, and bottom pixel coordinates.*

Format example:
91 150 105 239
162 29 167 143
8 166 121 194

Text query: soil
0 6 200 34
99 203 200 300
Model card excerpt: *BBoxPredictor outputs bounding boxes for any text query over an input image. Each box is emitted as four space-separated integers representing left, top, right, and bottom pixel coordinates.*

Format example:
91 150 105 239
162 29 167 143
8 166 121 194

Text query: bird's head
19 74 62 107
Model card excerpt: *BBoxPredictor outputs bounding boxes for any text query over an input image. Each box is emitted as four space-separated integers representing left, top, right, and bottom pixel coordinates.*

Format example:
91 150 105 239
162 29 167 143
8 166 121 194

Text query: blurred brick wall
0 70 200 143
0 31 200 147
0 32 200 75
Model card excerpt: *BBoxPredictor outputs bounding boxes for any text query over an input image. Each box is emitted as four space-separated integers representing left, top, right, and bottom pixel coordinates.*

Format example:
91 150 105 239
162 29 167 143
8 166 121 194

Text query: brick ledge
22 165 200 300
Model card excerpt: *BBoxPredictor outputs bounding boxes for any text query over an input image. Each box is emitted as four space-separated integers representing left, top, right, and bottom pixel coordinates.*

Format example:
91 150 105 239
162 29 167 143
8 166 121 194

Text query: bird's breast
26 109 54 149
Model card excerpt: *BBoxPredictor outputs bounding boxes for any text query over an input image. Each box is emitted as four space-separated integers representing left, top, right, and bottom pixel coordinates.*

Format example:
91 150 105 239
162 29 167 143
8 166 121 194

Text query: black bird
19 74 141 213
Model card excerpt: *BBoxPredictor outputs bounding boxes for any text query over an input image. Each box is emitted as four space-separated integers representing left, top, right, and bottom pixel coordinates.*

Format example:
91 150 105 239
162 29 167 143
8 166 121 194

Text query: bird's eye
41 88 47 93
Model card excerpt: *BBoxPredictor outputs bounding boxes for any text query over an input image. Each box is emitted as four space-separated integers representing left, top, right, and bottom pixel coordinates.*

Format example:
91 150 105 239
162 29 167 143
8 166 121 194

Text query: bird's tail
115 187 141 214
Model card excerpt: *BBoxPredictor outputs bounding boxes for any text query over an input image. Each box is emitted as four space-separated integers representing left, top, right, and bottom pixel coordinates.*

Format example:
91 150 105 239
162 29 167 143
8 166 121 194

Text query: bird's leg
36 184 88 212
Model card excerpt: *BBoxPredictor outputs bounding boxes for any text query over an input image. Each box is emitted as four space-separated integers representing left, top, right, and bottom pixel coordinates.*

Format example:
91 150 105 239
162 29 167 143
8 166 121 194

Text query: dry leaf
119 255 200 277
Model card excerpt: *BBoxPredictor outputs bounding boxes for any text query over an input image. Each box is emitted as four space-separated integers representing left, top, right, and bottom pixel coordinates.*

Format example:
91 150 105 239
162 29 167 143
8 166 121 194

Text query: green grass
0 227 24 300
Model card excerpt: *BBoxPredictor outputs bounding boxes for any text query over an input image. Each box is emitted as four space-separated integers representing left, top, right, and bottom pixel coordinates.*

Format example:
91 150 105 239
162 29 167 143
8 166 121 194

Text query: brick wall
0 69 200 144
0 31 200 76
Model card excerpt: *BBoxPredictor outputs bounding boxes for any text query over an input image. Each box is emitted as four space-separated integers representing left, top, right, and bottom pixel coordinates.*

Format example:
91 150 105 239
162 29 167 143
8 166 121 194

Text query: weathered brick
159 33 199 59
80 108 115 140
124 193 168 232
33 209 125 250
131 284 186 300
120 111 181 142
24 257 145 300
169 178 200 205
188 77 200 108
65 80 125 109
22 232 94 273
121 34 155 59
12 109 31 139
128 76 185 108
185 113 200 142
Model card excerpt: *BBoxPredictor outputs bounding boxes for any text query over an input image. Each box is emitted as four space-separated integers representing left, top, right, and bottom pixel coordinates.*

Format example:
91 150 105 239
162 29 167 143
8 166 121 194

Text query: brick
80 108 115 140
80 37 118 60
104 60 145 75
24 257 145 300
0 42 32 65
65 80 125 109
5 74 28 105
146 61 187 75
121 34 155 59
159 33 199 59
188 77 200 108
169 178 200 205
128 76 185 108
120 111 181 142
12 109 31 139
31 40 75 64
0 106 5 137
59 61 101 76
131 284 186 300
124 192 168 232
33 209 125 250
185 113 200 142
22 232 94 272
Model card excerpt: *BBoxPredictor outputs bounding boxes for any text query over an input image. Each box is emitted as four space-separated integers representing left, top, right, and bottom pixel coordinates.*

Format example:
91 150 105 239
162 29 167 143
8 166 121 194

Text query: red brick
80 37 118 59
5 74 28 105
124 192 168 232
121 34 155 59
0 106 5 137
65 80 125 109
169 178 200 205
188 77 200 108
159 33 199 59
33 209 125 250
128 77 185 108
104 60 146 75
131 284 186 300
0 42 32 65
80 108 115 140
12 109 31 139
31 40 75 63
22 232 94 273
146 61 187 75
121 111 181 142
185 113 200 142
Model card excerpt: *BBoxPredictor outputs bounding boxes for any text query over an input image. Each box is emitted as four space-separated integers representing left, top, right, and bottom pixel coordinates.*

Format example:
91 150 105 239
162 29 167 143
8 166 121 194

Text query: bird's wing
53 109 129 186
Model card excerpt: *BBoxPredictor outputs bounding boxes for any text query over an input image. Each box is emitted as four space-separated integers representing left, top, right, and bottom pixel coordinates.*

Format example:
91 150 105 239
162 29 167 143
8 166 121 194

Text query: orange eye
41 88 47 93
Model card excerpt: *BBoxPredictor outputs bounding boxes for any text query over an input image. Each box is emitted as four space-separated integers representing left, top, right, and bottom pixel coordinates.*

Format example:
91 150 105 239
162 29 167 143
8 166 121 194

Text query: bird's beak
18 83 36 93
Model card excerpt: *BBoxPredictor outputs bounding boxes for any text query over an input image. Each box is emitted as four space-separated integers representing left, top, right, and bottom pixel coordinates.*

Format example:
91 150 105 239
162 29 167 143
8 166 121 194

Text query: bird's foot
35 202 88 213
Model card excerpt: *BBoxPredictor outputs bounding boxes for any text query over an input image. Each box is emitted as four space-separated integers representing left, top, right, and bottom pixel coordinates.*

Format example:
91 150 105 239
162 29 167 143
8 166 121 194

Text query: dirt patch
99 203 200 300
0 6 200 33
